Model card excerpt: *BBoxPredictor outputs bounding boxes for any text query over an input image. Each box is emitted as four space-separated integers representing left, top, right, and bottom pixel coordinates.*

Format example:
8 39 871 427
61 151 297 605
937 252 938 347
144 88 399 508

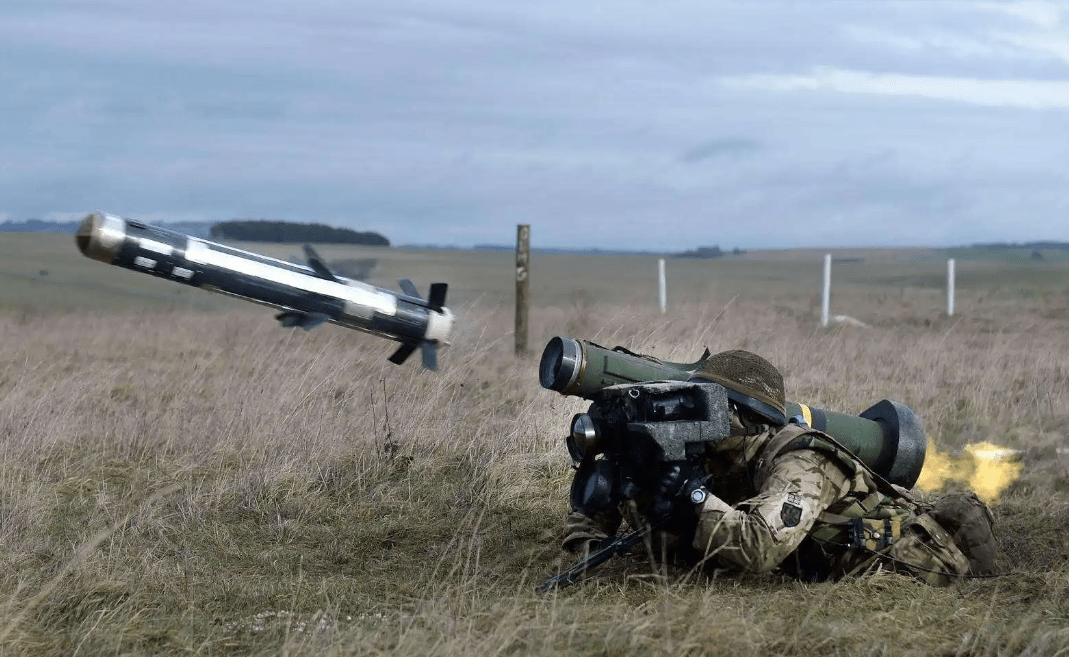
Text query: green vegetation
946 247 1069 264
211 220 389 246
0 219 80 233
676 245 747 258
0 233 1067 654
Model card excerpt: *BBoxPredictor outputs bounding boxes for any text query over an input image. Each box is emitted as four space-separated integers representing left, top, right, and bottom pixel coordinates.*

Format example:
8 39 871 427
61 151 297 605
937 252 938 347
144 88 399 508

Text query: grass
8 233 1069 317
0 234 1068 654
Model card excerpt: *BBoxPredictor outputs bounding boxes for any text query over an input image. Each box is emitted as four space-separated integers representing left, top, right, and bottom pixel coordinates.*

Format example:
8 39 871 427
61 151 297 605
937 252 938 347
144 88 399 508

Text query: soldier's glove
562 536 606 560
645 461 709 522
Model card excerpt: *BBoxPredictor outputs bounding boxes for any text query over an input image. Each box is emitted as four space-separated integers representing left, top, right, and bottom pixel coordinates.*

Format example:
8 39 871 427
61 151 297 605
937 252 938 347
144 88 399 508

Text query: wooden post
947 258 955 317
658 258 667 314
821 254 831 327
515 224 530 356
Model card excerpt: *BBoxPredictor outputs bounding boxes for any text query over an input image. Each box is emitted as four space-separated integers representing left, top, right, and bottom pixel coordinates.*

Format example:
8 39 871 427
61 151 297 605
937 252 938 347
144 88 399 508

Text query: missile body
76 211 453 369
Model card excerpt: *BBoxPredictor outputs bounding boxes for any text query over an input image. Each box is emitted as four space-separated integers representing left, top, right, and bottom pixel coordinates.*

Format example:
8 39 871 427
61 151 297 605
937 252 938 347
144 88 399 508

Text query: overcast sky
2 1 1068 249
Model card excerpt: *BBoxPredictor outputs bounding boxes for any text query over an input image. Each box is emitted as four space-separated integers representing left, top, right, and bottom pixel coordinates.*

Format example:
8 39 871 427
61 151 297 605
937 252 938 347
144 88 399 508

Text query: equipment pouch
814 495 911 550
851 515 902 551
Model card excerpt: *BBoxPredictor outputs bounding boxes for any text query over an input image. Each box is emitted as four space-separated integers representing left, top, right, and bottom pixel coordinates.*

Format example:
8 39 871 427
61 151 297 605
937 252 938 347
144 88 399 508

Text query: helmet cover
690 350 787 425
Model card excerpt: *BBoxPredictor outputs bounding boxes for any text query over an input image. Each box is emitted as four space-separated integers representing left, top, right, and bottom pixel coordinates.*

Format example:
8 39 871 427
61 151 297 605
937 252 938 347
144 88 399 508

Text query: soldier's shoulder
761 424 862 473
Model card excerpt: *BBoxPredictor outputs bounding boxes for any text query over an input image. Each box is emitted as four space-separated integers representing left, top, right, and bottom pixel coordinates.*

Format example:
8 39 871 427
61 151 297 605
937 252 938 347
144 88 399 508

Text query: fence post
947 258 955 317
515 224 530 356
658 258 667 313
821 253 831 327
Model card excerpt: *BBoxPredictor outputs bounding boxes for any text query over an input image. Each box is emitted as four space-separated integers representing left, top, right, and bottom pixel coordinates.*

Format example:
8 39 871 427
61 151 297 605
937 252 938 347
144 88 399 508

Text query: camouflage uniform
563 351 996 585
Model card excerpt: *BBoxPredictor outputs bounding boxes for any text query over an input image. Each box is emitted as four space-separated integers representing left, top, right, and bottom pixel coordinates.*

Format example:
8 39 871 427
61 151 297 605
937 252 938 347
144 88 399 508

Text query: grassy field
6 233 1069 314
1 233 1068 655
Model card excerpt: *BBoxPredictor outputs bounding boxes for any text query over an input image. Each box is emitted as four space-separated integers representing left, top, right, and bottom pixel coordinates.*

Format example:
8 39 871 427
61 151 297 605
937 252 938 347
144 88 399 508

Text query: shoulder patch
781 492 803 528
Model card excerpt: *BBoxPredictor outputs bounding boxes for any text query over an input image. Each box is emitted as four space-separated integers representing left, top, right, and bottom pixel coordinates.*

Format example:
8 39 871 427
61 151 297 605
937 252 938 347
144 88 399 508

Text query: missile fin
427 283 448 313
398 278 421 299
421 341 438 371
303 245 341 282
389 341 419 365
276 311 301 327
276 310 330 330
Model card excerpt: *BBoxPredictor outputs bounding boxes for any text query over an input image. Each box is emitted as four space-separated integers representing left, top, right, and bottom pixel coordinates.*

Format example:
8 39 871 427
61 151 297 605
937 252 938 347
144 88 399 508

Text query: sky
2 1 1068 250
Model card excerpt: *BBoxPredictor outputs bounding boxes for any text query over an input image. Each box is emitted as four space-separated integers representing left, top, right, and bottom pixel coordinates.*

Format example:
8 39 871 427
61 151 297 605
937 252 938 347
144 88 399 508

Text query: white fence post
821 254 831 327
947 258 955 317
658 258 667 314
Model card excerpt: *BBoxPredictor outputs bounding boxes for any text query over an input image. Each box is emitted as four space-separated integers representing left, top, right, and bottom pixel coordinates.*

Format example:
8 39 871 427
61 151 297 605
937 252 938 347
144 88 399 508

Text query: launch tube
785 399 927 491
538 336 711 398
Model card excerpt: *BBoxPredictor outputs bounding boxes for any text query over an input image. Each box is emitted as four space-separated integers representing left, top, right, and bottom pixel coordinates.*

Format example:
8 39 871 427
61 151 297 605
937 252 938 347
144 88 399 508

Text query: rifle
539 519 667 592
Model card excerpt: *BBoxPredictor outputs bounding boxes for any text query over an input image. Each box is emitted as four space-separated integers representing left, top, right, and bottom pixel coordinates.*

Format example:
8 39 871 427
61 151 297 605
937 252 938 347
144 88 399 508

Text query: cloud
843 3 1069 69
720 66 1069 109
994 31 1069 65
842 25 1024 60
981 1 1062 29
2 0 1069 249
678 138 760 164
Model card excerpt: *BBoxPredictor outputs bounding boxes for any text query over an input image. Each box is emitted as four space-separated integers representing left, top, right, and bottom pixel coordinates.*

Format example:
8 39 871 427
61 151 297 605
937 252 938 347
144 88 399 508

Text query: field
1 232 1068 655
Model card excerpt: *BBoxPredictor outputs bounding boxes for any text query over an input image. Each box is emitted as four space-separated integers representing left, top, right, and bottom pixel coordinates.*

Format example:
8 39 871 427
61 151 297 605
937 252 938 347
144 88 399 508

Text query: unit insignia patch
781 492 804 528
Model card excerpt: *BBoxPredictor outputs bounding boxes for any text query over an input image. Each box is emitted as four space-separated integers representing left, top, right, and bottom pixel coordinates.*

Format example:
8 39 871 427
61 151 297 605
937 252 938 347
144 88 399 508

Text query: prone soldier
555 349 997 587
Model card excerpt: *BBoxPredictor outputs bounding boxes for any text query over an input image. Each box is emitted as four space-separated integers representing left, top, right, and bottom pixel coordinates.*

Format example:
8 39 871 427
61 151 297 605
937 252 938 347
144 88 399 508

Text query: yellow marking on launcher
798 403 813 427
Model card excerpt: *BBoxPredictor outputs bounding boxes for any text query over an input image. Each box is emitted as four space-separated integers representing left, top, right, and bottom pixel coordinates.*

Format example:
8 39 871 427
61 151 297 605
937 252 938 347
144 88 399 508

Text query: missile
75 211 454 369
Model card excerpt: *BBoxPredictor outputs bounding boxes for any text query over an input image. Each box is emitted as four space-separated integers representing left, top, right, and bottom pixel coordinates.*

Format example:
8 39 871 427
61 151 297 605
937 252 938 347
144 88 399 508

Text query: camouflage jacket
564 422 976 584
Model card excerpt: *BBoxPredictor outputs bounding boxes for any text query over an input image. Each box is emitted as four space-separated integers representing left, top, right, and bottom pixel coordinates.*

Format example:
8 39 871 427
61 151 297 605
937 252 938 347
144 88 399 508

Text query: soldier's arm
692 449 852 573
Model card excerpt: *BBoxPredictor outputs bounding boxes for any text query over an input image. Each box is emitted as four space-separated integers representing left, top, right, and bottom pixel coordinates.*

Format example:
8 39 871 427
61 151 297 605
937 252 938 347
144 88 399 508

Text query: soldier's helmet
689 350 787 426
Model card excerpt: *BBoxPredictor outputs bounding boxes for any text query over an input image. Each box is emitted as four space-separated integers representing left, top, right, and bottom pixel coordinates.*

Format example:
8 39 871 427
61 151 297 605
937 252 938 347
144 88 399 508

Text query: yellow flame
914 440 1023 505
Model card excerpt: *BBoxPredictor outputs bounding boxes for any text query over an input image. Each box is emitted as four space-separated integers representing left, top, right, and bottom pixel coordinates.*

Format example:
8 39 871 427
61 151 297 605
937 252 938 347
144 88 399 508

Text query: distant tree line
210 220 389 246
0 219 80 233
971 241 1069 251
676 245 746 259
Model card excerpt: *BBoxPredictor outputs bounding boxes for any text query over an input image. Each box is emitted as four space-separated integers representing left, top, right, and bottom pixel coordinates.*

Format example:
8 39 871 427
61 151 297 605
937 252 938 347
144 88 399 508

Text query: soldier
561 350 997 585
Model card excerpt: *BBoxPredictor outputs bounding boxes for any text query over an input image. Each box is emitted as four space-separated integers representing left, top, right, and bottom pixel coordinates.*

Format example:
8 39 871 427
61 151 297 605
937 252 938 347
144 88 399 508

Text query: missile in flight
75 211 454 369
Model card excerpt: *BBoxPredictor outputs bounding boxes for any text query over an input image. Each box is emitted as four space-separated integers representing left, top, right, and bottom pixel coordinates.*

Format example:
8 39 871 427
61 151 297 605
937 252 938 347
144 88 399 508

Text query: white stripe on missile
184 240 398 316
139 238 174 256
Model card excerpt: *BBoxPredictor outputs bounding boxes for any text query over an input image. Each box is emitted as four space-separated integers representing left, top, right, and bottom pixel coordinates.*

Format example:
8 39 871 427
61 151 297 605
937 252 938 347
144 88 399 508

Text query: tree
210 220 389 246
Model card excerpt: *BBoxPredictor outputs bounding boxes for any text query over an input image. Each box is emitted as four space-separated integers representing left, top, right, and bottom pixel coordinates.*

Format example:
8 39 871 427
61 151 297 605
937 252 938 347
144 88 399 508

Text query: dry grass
0 236 1068 655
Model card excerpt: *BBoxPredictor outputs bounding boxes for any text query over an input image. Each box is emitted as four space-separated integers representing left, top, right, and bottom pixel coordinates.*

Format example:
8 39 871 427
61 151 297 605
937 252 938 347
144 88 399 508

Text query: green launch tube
786 400 926 488
540 337 927 488
538 336 710 398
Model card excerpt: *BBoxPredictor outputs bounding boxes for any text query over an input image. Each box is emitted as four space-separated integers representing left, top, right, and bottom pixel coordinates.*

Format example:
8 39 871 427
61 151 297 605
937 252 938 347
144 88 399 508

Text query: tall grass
0 285 1067 655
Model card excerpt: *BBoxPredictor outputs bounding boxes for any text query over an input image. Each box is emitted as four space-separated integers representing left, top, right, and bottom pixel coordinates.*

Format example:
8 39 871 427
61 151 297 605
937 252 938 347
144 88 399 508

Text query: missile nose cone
76 211 127 263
